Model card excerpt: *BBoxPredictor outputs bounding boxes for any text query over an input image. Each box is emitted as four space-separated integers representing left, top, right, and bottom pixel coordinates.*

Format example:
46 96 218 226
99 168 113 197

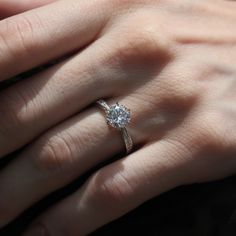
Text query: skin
0 0 56 19
0 0 235 235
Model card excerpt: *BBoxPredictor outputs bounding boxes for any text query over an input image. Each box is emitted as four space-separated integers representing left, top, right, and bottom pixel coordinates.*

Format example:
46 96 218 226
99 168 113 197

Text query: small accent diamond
106 103 131 128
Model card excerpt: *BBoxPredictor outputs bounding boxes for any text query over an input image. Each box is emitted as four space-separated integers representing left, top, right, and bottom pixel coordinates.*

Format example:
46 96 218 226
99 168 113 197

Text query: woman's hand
0 0 235 235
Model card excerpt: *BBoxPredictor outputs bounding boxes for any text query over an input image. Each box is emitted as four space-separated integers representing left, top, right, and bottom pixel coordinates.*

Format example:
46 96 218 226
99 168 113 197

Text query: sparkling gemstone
106 103 131 128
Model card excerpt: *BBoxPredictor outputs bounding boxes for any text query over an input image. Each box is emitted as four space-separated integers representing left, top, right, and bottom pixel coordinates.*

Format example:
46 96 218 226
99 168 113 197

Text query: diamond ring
96 99 133 154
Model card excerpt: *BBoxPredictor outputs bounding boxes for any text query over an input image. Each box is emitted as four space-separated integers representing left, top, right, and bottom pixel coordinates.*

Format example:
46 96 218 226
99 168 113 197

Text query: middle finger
0 37 115 157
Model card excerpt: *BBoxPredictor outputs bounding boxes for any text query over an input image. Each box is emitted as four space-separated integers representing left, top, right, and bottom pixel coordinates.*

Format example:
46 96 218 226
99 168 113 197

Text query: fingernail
23 223 47 236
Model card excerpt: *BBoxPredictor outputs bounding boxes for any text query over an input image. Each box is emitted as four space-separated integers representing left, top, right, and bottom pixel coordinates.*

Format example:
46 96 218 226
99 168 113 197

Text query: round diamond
106 103 131 128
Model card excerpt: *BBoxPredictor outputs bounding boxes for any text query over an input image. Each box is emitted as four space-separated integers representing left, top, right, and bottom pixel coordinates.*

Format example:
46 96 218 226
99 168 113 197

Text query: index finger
0 0 111 81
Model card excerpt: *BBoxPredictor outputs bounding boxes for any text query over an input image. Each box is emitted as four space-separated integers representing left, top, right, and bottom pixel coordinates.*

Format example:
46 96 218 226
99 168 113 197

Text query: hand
0 0 235 235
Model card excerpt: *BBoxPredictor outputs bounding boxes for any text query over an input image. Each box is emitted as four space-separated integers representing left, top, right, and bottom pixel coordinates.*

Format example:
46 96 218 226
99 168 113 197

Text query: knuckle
88 168 135 214
158 78 198 108
35 133 74 172
0 13 42 57
0 85 36 129
0 87 37 155
192 111 228 150
0 89 27 131
109 14 170 65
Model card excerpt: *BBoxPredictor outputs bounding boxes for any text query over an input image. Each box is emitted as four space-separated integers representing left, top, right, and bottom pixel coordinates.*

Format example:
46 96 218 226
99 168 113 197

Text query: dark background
0 65 236 236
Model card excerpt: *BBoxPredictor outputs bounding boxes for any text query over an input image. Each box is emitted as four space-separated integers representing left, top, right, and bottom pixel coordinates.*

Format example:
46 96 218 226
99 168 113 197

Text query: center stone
106 103 131 128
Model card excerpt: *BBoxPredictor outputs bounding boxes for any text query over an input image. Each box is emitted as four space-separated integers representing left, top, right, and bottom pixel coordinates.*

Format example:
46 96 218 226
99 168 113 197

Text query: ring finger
0 96 143 227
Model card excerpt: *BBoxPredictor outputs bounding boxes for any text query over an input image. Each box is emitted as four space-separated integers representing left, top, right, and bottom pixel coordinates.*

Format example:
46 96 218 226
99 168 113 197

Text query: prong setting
106 103 131 129
97 99 133 154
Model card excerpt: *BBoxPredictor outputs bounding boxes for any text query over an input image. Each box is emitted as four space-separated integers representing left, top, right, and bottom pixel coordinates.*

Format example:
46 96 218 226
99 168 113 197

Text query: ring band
96 99 133 154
